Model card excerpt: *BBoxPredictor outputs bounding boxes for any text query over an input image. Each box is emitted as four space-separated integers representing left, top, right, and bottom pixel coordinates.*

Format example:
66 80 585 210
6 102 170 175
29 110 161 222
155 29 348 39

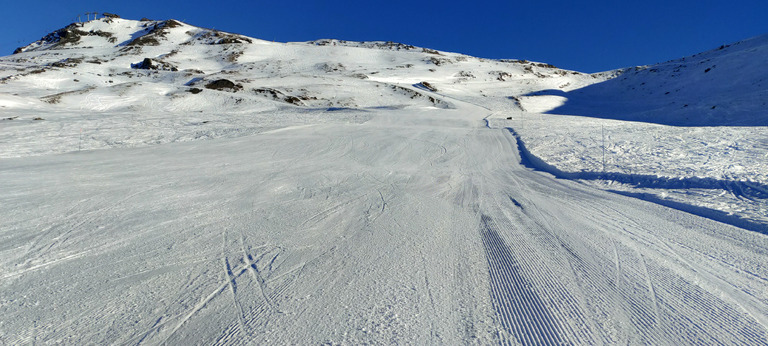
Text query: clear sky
1 0 766 72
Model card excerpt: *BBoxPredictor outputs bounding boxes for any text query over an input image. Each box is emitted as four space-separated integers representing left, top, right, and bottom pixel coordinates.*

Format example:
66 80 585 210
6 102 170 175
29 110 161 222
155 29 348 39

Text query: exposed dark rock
389 85 450 108
420 81 438 92
492 71 513 81
127 20 182 46
87 30 113 39
254 87 284 99
535 62 557 68
132 58 154 69
15 25 116 53
131 58 178 71
428 56 452 66
217 38 242 44
254 88 307 106
456 71 475 79
310 40 416 51
165 20 183 28
283 96 303 105
51 57 83 68
318 62 345 72
128 35 159 46
194 30 252 45
205 79 242 92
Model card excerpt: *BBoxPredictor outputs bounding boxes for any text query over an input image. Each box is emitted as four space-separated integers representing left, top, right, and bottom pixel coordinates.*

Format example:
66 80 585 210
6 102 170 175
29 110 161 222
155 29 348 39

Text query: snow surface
2 17 768 344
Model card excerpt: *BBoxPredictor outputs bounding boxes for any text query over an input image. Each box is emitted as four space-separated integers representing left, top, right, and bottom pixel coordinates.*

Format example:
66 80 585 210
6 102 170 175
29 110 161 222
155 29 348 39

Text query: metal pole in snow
601 125 606 173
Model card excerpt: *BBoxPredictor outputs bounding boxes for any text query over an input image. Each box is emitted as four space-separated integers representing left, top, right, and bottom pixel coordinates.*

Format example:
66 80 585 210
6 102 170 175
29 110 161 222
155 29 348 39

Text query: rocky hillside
0 17 601 118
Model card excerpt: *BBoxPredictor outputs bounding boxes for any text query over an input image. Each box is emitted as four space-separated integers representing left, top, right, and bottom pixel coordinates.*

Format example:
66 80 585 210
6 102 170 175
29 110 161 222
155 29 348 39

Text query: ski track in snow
2 105 768 344
1 17 768 344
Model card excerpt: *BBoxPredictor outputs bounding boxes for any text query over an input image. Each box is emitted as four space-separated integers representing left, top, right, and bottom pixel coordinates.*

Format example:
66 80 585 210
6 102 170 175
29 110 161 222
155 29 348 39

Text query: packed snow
1 16 767 344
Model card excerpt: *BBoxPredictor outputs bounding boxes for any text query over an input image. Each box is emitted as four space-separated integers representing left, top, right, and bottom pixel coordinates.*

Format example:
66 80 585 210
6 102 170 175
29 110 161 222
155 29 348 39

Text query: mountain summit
1 17 598 118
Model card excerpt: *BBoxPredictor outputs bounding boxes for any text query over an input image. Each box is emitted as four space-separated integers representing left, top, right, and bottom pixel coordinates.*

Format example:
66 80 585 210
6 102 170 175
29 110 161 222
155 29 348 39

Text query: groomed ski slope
2 101 767 344
4 17 766 229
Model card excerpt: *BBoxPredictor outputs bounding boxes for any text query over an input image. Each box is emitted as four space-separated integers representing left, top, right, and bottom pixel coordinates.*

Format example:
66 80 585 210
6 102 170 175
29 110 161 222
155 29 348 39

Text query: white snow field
2 17 768 344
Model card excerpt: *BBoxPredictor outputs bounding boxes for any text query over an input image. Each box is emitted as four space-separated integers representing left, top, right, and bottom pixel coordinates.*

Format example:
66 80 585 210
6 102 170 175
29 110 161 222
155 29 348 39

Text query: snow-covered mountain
2 15 768 229
1 17 598 119
2 17 768 345
530 34 768 126
2 16 767 226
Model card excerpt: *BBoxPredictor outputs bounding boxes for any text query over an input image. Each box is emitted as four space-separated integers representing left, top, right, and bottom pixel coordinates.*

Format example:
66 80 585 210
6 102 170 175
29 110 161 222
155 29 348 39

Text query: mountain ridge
2 16 767 133
1 17 601 120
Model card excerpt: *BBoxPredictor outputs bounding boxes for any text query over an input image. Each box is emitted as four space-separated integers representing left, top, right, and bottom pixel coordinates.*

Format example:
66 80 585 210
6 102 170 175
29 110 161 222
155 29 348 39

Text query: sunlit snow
1 17 767 344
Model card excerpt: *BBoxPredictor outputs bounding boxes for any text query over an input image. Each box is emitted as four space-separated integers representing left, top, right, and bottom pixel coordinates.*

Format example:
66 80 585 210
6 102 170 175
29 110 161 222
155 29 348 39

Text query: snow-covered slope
2 16 768 345
501 34 768 231
0 17 601 157
526 34 768 126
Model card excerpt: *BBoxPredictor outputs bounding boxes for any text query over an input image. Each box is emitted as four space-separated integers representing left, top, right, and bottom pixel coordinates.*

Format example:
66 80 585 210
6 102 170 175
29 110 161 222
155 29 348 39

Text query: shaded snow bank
506 126 768 234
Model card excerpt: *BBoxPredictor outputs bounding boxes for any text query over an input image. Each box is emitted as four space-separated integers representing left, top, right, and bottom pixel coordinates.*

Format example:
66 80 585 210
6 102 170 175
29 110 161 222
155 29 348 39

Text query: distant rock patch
50 57 83 68
14 24 115 53
419 81 438 92
428 56 452 66
455 71 476 79
253 87 313 106
317 62 346 73
131 58 178 71
205 79 242 92
491 71 514 81
192 31 253 45
389 85 451 108
126 20 183 46
310 40 417 51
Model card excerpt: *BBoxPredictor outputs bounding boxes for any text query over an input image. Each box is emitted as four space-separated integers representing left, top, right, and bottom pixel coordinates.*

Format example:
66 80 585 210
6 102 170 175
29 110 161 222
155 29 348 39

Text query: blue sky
1 0 766 72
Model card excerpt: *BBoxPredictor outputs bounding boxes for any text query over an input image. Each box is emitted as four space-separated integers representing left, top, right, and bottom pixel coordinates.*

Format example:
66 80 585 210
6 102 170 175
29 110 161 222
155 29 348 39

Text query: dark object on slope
131 58 178 71
205 79 242 92
420 81 438 92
